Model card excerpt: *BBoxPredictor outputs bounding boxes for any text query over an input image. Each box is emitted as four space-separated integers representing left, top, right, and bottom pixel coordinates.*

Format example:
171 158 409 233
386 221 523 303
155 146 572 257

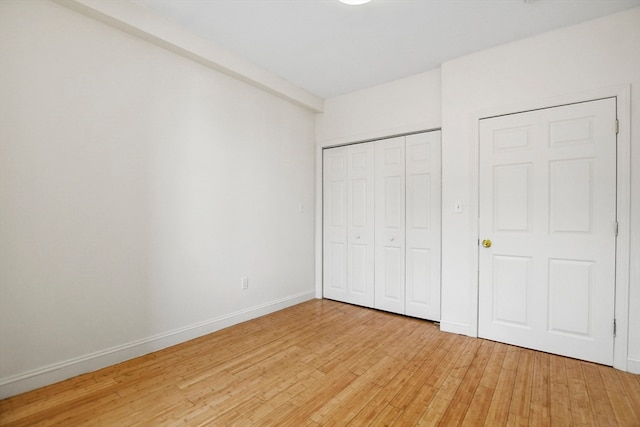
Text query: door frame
469 85 631 371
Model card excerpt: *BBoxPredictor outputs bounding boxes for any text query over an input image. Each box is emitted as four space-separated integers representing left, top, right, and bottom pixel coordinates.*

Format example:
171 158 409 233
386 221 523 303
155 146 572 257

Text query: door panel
492 255 531 327
323 148 348 301
548 259 593 336
375 137 405 314
347 144 375 307
493 163 532 232
478 98 616 365
383 247 403 299
549 159 592 233
323 144 374 307
406 131 441 320
349 242 368 294
407 247 430 303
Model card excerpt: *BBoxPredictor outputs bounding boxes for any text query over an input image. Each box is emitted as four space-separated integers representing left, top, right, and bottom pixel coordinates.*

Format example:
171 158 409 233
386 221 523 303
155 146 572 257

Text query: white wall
0 0 316 398
441 7 640 372
315 69 441 146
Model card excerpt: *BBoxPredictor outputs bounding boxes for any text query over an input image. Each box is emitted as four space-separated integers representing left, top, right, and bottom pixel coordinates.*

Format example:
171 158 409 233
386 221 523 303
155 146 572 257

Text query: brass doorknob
482 239 492 248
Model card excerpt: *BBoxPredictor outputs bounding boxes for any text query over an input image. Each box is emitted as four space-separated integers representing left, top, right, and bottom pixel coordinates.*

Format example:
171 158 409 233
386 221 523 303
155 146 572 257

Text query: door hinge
615 221 619 236
613 319 617 337
615 119 619 134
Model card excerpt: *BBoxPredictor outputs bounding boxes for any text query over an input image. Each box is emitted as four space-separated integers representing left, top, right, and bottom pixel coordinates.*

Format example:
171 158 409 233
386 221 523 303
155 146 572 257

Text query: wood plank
438 399 470 426
346 384 396 426
460 384 493 426
452 339 493 405
565 357 595 426
507 348 534 424
581 362 617 426
528 351 551 425
320 381 382 425
483 348 520 427
392 384 437 425
548 354 572 426
616 368 640 421
369 403 403 426
598 365 638 427
460 343 504 425
417 395 451 427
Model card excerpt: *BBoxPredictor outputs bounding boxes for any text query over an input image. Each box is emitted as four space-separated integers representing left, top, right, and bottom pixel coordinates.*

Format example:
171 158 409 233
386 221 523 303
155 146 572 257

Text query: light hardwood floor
1 299 639 426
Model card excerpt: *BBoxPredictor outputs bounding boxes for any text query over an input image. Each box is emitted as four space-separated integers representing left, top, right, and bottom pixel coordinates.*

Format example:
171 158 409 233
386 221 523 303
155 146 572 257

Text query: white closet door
323 131 441 317
374 137 406 314
346 144 375 307
405 131 441 320
322 147 348 302
323 144 375 307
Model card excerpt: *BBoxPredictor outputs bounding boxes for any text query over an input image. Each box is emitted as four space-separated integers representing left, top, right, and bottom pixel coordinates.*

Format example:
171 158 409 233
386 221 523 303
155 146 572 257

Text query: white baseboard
439 320 470 337
0 291 315 399
627 357 640 374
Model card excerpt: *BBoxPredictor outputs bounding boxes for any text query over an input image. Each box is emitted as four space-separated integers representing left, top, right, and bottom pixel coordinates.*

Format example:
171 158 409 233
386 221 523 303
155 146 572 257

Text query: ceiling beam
53 0 325 112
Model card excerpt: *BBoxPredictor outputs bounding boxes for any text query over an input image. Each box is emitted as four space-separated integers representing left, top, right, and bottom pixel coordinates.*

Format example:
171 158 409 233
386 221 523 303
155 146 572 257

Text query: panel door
323 144 375 307
347 144 375 307
374 137 405 314
405 131 441 320
323 147 348 302
478 98 617 365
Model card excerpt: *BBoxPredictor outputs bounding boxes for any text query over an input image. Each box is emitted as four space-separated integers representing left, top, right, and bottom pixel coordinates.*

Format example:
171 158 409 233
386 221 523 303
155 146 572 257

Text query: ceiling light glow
339 0 372 5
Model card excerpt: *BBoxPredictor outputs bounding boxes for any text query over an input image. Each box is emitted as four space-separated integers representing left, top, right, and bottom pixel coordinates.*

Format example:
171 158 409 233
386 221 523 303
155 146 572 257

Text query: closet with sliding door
322 131 441 321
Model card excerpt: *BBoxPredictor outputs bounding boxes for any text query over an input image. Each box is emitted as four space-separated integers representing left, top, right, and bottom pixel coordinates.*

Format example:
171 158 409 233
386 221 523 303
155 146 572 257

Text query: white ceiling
133 0 640 99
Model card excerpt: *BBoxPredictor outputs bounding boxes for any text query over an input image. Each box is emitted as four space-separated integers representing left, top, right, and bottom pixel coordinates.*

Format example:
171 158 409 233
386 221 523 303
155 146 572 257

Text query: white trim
469 85 632 371
0 291 315 399
316 123 438 149
315 144 324 299
614 87 631 372
53 0 323 113
440 320 470 336
627 358 640 375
